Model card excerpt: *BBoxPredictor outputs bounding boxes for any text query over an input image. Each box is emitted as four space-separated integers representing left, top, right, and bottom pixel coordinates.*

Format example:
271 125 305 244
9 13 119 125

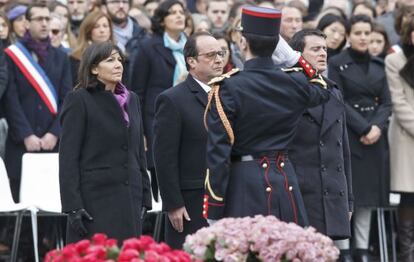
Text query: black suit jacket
153 75 208 248
131 34 176 169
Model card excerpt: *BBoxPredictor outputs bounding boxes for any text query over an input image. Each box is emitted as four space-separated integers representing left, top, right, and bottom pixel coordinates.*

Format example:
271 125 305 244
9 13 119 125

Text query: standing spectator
60 42 151 243
143 0 159 17
352 1 376 20
385 16 414 262
153 32 224 249
369 23 390 58
49 1 77 49
104 0 147 88
316 14 347 60
3 3 72 202
0 11 11 46
213 32 233 73
289 29 353 261
49 14 69 53
280 2 303 41
70 10 115 85
377 0 414 46
67 0 90 36
328 15 392 261
192 13 211 33
206 0 230 33
6 4 27 43
132 0 187 202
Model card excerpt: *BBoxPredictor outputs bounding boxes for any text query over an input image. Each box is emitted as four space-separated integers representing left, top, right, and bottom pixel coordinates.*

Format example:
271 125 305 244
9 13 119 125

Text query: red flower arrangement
45 233 191 262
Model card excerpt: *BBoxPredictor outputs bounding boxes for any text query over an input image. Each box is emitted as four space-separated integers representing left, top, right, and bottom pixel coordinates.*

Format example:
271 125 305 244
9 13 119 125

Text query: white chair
0 157 29 262
19 153 62 262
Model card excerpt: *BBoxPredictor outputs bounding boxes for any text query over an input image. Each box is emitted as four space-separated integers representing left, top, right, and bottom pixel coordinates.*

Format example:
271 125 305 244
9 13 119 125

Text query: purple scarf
20 31 51 66
113 82 130 126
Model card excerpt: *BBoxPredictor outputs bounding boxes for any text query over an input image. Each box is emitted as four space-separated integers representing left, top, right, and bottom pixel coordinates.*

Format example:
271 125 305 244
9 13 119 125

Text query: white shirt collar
193 77 211 93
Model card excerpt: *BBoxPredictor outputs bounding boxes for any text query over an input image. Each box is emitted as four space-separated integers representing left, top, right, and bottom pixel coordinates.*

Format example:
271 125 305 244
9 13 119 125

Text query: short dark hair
347 14 372 34
184 31 213 70
76 42 125 89
289 29 326 52
243 33 278 57
151 0 185 35
26 3 48 20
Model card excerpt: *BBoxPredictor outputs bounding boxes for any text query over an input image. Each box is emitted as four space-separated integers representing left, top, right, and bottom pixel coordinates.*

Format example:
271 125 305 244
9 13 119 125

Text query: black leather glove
67 209 93 237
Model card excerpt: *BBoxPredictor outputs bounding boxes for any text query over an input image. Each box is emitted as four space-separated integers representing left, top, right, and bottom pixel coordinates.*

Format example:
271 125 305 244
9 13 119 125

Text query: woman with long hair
60 42 151 243
317 14 347 60
369 22 390 59
328 15 392 261
70 10 115 86
0 11 11 47
385 16 414 262
131 0 187 201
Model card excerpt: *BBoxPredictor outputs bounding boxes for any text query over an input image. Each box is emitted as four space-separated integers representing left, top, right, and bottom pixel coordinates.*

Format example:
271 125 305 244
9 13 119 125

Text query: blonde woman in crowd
70 10 115 86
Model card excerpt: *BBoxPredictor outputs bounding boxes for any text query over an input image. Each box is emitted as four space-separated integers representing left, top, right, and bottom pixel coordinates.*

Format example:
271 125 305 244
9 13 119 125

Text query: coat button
122 144 128 150
340 191 345 196
124 181 129 185
123 163 128 169
280 162 285 168
321 164 326 172
324 189 329 196
288 186 293 191
319 141 324 147
336 119 341 123
262 162 268 169
266 187 272 192
337 140 342 146
337 166 343 172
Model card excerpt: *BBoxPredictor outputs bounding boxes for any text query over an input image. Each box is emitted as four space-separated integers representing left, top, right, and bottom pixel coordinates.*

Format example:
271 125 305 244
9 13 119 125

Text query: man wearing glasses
153 32 225 249
104 0 147 88
3 3 71 202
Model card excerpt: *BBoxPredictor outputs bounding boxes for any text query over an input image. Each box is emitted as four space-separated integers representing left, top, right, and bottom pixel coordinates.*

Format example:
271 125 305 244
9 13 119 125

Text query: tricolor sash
5 42 58 115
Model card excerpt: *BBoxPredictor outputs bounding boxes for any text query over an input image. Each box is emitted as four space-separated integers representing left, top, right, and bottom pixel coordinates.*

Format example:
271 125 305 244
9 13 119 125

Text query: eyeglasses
197 50 227 60
107 0 129 5
51 29 61 35
30 16 50 23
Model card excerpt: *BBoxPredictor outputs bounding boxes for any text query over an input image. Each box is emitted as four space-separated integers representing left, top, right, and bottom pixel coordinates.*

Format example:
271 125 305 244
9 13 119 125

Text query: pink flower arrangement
183 215 340 262
45 233 191 262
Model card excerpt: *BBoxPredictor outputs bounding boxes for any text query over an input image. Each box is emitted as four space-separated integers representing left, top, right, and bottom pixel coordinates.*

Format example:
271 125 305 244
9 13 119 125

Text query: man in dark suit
288 29 353 261
153 32 225 248
3 3 71 201
204 6 330 226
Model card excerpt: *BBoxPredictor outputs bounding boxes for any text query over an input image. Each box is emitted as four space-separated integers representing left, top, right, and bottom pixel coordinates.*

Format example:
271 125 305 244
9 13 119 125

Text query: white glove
272 35 301 67
207 219 217 226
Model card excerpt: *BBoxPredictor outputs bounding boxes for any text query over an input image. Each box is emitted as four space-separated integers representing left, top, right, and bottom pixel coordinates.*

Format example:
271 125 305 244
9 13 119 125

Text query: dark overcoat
328 49 392 207
3 44 71 197
289 80 353 240
153 75 208 249
131 34 175 170
59 83 152 243
205 57 330 226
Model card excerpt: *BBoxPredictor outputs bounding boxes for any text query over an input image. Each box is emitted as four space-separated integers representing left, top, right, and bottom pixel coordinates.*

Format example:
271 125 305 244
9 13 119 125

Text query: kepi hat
240 6 281 37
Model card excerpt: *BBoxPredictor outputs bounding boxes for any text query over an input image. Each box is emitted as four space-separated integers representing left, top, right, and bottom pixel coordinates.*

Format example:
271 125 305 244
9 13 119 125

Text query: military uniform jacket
328 49 391 207
289 79 353 239
205 57 330 222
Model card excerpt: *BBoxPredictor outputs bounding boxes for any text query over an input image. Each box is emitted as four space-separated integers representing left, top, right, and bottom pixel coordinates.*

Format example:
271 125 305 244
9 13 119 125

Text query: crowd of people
0 0 413 261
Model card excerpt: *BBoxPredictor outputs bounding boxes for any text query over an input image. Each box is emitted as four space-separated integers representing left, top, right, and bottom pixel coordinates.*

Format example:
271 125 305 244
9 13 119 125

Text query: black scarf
400 44 414 88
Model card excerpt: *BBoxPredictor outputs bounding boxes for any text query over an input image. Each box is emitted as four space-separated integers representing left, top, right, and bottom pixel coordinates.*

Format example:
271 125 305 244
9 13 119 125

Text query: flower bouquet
45 233 191 262
183 215 339 262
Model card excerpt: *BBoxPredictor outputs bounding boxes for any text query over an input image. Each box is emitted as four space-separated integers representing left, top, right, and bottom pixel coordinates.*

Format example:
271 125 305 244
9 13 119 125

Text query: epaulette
298 56 317 78
208 68 240 86
281 67 303 73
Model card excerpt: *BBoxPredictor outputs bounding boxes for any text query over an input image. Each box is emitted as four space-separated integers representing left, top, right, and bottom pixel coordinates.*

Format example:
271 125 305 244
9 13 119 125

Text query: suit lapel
186 75 208 107
153 36 176 67
320 88 345 135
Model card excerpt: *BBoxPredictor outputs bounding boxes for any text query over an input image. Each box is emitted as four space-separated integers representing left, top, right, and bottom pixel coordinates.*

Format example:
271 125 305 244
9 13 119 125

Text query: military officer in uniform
203 6 330 225
288 29 353 244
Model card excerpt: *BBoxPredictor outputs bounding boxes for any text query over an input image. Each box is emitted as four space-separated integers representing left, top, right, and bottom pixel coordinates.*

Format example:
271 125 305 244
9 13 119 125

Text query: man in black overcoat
288 29 353 257
204 6 330 226
3 3 71 201
153 32 225 248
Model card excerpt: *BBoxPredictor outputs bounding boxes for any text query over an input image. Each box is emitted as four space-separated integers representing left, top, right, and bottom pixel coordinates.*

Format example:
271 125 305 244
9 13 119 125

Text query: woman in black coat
131 0 187 197
59 42 152 243
328 15 392 261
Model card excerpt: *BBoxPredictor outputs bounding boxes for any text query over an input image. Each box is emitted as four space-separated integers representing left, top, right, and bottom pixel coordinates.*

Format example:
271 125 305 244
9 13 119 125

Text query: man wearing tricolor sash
3 3 71 201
